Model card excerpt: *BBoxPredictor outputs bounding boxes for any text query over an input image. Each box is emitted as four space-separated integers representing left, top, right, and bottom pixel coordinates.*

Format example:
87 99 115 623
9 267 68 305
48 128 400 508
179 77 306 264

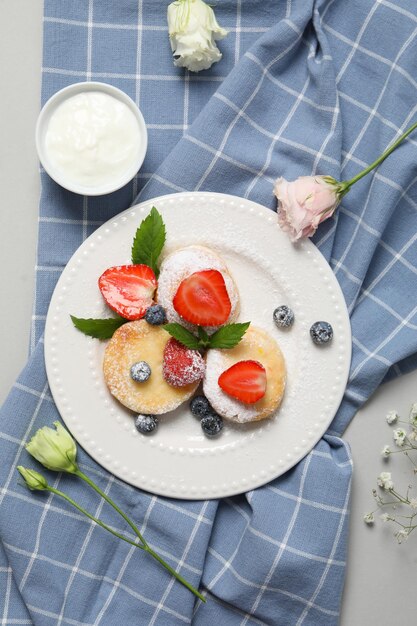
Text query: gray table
1 1 415 623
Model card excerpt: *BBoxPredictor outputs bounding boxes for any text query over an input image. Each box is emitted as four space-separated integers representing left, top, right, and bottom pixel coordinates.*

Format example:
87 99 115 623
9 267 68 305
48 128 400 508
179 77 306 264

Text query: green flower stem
49 485 206 602
74 469 147 546
47 487 143 550
145 545 206 603
342 121 417 191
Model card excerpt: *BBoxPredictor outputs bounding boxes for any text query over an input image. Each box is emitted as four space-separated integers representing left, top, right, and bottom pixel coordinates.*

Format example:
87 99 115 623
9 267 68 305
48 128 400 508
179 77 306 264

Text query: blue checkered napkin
1 0 417 624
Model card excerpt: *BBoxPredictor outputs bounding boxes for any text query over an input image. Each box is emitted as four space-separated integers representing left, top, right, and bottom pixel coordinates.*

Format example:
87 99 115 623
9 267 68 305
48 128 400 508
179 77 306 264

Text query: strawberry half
98 264 157 320
163 338 205 387
173 269 231 326
218 360 267 404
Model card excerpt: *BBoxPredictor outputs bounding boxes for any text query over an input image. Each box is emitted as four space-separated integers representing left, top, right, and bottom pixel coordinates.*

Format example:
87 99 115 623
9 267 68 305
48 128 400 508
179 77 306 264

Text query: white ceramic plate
45 192 351 500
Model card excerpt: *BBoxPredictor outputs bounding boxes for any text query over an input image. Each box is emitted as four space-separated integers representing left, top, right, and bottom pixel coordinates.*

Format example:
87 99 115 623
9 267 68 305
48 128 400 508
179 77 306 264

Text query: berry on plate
173 269 231 326
135 414 158 434
273 305 294 329
98 264 157 321
310 321 333 345
190 395 212 418
130 361 151 383
218 360 267 404
145 304 167 325
163 338 205 387
201 414 223 437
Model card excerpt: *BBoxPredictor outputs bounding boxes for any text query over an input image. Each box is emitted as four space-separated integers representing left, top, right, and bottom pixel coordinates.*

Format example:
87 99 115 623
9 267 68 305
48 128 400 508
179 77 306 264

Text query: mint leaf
70 315 128 339
163 323 201 350
131 207 166 276
208 322 250 349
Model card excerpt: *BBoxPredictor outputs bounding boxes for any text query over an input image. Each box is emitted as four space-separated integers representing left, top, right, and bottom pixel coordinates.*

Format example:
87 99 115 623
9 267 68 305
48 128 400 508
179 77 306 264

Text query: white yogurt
44 91 142 188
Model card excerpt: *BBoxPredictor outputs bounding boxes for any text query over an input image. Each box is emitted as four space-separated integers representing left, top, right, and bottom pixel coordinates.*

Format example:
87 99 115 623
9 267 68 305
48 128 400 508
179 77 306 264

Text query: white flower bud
363 512 374 524
395 529 409 544
386 410 399 425
393 428 406 447
377 472 394 490
167 0 227 73
26 421 78 474
17 466 49 491
381 445 391 458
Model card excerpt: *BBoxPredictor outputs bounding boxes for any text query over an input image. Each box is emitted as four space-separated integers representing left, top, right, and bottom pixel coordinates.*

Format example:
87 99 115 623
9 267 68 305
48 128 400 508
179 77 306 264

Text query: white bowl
35 82 148 196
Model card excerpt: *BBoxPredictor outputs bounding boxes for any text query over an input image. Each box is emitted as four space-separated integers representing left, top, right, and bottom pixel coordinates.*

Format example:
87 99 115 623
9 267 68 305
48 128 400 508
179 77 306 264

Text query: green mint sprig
71 207 166 337
70 315 128 339
164 321 250 350
131 206 166 276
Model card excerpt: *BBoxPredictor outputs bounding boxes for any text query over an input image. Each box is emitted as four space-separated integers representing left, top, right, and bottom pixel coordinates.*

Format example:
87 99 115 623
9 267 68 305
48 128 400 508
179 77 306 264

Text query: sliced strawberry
98 264 157 320
218 360 266 404
173 269 231 326
163 338 205 387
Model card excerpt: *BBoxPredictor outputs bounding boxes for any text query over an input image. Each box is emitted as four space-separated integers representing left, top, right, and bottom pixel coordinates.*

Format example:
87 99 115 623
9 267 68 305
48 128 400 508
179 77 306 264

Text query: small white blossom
167 0 227 73
409 403 417 427
393 428 406 447
381 445 391 458
380 513 390 522
409 498 417 509
386 410 399 425
408 429 417 441
395 529 409 544
377 472 394 490
363 512 374 524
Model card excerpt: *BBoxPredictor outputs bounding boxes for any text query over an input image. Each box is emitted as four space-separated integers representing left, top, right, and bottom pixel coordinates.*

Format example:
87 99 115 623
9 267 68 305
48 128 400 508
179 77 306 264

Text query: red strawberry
173 270 231 326
218 360 266 404
98 265 157 320
163 338 205 387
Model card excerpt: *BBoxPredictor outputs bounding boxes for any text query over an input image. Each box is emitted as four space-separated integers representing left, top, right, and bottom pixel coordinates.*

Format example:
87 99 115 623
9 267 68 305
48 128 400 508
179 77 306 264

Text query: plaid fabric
1 0 417 623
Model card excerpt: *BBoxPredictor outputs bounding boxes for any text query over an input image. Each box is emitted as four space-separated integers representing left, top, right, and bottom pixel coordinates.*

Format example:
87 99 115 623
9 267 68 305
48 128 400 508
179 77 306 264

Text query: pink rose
274 176 340 242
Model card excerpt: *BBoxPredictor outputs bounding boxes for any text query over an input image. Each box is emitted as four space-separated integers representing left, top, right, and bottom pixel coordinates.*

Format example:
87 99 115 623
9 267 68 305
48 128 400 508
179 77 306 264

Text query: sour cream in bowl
36 82 147 195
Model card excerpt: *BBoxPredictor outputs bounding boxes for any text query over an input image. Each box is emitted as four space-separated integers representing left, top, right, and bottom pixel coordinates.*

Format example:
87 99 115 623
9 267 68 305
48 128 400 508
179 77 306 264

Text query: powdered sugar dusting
203 350 258 423
103 321 198 415
156 245 239 333
163 339 205 387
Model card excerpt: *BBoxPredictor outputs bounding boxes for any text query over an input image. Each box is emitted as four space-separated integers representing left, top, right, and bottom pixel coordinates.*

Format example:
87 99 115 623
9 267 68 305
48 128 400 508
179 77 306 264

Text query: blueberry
190 395 212 418
201 414 223 437
310 321 333 345
135 414 158 434
145 304 167 326
273 305 295 329
130 361 151 382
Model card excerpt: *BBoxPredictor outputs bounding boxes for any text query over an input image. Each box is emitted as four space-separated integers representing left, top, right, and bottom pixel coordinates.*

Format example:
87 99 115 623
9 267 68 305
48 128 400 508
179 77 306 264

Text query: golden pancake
203 326 286 423
156 245 240 332
103 320 199 414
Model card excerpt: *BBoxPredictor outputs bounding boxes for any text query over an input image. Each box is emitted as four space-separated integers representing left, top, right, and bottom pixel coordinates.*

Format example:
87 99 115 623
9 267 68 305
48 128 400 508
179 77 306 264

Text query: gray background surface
0 1 415 623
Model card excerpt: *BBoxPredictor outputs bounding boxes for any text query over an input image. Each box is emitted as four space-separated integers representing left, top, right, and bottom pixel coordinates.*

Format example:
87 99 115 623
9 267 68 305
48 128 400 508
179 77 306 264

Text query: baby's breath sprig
364 402 417 543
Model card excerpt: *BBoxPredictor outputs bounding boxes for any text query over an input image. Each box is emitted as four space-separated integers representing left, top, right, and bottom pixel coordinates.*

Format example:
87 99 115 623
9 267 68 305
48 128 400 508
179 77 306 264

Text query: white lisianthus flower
26 421 78 474
363 512 374 525
381 445 391 458
386 410 399 425
377 472 394 490
393 428 406 447
167 0 227 73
